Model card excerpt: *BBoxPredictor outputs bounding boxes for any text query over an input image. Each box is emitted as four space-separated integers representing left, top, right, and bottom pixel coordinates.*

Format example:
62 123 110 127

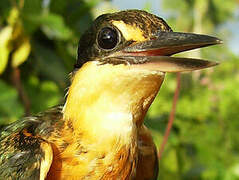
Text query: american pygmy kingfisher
0 10 221 180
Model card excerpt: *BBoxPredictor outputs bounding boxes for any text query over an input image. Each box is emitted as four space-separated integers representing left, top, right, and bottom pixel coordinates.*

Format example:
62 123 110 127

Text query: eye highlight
97 27 118 50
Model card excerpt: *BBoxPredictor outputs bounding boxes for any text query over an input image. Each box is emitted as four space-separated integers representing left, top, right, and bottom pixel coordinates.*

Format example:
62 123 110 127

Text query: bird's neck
63 61 164 144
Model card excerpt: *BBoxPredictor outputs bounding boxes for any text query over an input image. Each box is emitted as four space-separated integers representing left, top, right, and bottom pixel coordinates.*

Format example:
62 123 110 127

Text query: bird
0 10 221 180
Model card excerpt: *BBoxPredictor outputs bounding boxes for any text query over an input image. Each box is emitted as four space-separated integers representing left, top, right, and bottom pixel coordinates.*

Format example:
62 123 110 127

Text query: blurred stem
12 68 31 116
158 73 181 159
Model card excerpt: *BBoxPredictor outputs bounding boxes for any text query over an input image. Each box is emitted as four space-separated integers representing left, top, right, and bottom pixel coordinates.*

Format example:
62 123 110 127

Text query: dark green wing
0 106 63 180
0 130 53 180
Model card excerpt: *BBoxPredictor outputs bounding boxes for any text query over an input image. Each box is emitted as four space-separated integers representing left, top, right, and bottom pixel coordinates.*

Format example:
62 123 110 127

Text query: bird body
0 10 221 180
0 60 162 180
47 61 163 179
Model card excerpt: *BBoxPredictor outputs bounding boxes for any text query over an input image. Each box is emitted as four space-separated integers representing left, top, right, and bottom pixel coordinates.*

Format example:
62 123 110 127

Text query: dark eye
97 27 118 50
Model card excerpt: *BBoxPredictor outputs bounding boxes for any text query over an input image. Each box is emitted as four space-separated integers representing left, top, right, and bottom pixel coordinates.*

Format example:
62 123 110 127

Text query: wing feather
0 129 53 180
136 125 159 180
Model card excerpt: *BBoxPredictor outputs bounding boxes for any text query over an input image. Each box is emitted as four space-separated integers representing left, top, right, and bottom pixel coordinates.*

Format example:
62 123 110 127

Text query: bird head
75 9 221 71
64 10 221 131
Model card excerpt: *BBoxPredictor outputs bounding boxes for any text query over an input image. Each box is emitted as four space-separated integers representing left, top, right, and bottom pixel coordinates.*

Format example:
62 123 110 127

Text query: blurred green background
0 0 239 179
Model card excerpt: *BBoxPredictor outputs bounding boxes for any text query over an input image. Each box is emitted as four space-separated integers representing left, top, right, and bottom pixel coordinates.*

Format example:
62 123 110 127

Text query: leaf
11 37 31 68
39 13 73 40
49 0 68 14
24 13 73 40
0 79 24 124
21 0 43 34
0 26 13 74
7 7 19 25
0 0 11 21
22 0 42 15
24 76 62 113
33 42 68 87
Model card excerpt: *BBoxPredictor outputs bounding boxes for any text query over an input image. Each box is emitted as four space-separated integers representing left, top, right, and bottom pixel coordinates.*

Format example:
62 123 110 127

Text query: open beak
111 32 222 72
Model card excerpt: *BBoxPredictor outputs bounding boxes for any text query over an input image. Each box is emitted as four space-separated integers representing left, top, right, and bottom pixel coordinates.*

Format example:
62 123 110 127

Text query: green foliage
0 80 24 124
0 0 239 179
149 0 239 179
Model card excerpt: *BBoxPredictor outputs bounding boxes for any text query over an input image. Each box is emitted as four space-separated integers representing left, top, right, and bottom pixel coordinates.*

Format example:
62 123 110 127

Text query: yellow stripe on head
112 20 147 42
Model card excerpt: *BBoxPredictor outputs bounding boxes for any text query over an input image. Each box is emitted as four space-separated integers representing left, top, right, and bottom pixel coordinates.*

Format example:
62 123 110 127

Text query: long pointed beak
111 32 222 72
